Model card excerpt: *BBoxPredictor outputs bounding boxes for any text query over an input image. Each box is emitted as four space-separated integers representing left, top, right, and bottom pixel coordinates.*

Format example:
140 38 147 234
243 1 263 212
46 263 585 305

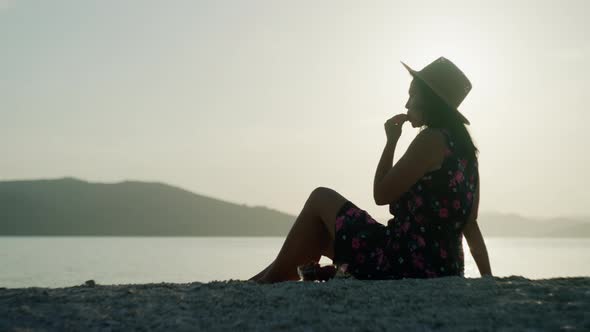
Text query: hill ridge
1 178 588 237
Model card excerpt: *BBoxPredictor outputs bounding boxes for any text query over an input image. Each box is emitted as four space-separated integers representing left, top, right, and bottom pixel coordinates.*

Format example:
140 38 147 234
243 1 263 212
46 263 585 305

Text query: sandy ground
1 275 588 331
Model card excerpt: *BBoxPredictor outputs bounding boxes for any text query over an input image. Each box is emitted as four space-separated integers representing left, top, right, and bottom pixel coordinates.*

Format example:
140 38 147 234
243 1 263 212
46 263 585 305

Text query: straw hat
401 57 472 125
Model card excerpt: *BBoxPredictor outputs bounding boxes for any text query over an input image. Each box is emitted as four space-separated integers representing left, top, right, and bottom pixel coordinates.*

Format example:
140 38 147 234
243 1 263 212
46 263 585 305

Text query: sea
1 237 589 289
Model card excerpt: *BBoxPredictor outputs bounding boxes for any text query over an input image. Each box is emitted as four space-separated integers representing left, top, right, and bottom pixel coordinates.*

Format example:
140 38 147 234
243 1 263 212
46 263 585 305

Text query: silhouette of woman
249 57 492 283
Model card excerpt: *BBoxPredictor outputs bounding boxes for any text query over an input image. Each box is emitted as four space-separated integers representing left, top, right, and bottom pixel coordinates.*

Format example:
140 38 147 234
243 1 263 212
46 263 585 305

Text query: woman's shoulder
413 128 448 152
415 127 447 142
410 128 447 170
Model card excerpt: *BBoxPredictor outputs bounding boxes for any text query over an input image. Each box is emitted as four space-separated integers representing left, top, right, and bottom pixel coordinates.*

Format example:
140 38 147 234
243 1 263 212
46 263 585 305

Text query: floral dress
333 129 479 279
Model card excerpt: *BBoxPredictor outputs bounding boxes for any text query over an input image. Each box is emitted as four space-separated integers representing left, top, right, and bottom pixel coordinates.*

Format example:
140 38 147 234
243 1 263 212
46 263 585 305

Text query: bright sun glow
396 17 504 112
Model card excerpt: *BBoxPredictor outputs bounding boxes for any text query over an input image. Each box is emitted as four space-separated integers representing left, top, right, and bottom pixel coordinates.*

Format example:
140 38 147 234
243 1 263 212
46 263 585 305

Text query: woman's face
405 79 426 128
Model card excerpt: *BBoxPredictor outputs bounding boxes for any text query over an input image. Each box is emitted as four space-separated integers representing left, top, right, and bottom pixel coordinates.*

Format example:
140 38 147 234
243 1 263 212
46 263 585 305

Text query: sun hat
401 56 472 125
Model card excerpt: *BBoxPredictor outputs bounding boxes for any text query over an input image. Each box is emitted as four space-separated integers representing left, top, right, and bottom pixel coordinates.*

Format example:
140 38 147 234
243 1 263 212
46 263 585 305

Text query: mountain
1 178 588 237
0 178 294 236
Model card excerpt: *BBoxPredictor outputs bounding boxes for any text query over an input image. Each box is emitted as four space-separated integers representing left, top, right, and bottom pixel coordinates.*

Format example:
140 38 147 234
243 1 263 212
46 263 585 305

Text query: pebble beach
1 275 589 331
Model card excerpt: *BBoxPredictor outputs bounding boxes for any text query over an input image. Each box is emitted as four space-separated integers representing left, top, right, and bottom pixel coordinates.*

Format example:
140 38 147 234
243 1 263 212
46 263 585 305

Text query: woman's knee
307 187 335 207
301 187 329 215
310 186 333 200
308 187 347 217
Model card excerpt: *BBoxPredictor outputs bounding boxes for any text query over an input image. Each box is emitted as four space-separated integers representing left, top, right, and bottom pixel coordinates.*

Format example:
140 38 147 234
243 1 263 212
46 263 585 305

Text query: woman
249 57 492 283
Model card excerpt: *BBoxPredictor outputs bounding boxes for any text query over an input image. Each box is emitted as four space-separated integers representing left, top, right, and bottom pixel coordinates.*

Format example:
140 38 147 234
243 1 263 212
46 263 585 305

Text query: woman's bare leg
257 187 348 283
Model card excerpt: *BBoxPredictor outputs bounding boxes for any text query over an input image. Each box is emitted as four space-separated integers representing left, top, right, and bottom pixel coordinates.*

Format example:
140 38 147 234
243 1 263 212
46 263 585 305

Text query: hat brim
400 61 418 76
455 111 470 125
400 60 470 125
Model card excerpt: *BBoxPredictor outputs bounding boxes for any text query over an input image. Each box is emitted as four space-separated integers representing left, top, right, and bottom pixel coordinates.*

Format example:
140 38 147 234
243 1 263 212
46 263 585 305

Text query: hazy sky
2 0 589 220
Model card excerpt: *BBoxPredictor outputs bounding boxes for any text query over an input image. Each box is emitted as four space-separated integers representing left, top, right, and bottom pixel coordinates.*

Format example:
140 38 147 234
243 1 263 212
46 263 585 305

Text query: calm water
1 237 589 288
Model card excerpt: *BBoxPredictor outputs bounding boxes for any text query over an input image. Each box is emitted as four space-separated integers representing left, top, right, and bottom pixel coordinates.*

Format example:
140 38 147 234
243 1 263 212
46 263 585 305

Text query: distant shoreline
1 178 589 237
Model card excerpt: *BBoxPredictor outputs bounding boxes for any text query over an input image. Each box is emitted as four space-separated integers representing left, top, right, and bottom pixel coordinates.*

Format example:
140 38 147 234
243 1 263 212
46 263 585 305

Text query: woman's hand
384 113 408 142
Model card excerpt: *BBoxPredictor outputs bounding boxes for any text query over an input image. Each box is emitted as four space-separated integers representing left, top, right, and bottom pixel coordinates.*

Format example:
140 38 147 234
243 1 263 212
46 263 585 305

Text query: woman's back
387 128 479 278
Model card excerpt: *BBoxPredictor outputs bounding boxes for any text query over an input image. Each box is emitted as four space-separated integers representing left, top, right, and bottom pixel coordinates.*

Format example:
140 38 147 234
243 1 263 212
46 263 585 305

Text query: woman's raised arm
374 128 445 206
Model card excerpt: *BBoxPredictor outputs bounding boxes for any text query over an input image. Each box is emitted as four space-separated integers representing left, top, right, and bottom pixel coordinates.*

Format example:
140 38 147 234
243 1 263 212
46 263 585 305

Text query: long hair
413 78 479 162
